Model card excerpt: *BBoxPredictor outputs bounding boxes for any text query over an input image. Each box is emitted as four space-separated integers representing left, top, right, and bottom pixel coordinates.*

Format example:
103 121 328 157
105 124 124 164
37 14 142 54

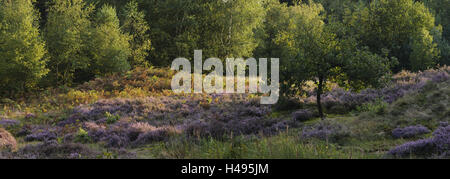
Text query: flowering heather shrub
104 133 130 148
62 93 272 125
439 122 449 127
25 131 57 142
388 125 450 158
62 97 184 125
308 66 450 114
432 125 450 155
55 91 293 146
127 122 156 141
84 122 106 131
387 138 436 158
392 125 430 139
302 121 351 143
184 116 290 139
0 119 20 127
14 142 101 159
430 71 450 83
59 93 278 140
86 128 108 143
81 121 180 148
84 122 130 148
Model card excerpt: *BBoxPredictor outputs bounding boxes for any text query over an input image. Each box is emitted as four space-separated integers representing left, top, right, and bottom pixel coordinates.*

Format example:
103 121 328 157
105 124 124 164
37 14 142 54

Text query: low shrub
13 141 100 159
388 125 450 158
105 112 120 124
0 119 20 128
25 131 57 142
312 66 450 114
82 121 180 148
392 125 430 139
74 128 91 143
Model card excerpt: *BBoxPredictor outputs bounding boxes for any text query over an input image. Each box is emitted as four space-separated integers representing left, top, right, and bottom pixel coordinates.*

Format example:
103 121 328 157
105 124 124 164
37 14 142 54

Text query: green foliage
78 67 174 92
253 0 289 59
45 0 94 85
105 112 120 124
423 0 450 66
88 5 131 76
74 127 91 143
356 98 388 115
314 0 367 21
423 0 450 41
0 0 49 93
1 0 444 90
338 41 393 90
142 0 264 66
197 0 265 60
261 1 391 118
85 0 127 8
120 0 151 67
347 0 440 71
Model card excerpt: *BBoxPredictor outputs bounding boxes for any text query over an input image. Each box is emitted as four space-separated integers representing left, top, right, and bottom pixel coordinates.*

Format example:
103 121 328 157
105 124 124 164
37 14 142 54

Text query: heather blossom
0 119 20 127
388 125 450 158
308 66 450 113
25 131 57 142
392 125 430 139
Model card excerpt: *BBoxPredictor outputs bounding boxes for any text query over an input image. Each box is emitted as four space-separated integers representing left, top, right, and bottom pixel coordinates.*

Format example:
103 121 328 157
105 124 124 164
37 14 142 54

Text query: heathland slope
0 67 448 159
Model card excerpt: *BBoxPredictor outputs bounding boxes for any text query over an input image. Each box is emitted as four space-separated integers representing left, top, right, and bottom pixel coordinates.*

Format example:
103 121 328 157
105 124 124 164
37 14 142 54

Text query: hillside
1 67 448 159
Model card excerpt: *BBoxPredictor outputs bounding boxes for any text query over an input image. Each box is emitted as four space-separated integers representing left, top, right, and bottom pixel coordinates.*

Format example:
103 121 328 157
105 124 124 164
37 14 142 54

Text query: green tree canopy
197 0 265 60
262 1 391 118
347 0 440 71
45 0 94 85
422 0 450 65
88 5 131 76
141 0 264 66
120 0 152 67
423 0 450 41
0 0 49 93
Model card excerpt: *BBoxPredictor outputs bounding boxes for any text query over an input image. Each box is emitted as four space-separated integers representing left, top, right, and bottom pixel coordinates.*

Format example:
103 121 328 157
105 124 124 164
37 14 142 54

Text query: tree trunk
317 76 325 120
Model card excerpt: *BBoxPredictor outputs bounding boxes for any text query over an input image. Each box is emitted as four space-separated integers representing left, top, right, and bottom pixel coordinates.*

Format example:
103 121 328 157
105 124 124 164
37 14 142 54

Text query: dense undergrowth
0 66 449 159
